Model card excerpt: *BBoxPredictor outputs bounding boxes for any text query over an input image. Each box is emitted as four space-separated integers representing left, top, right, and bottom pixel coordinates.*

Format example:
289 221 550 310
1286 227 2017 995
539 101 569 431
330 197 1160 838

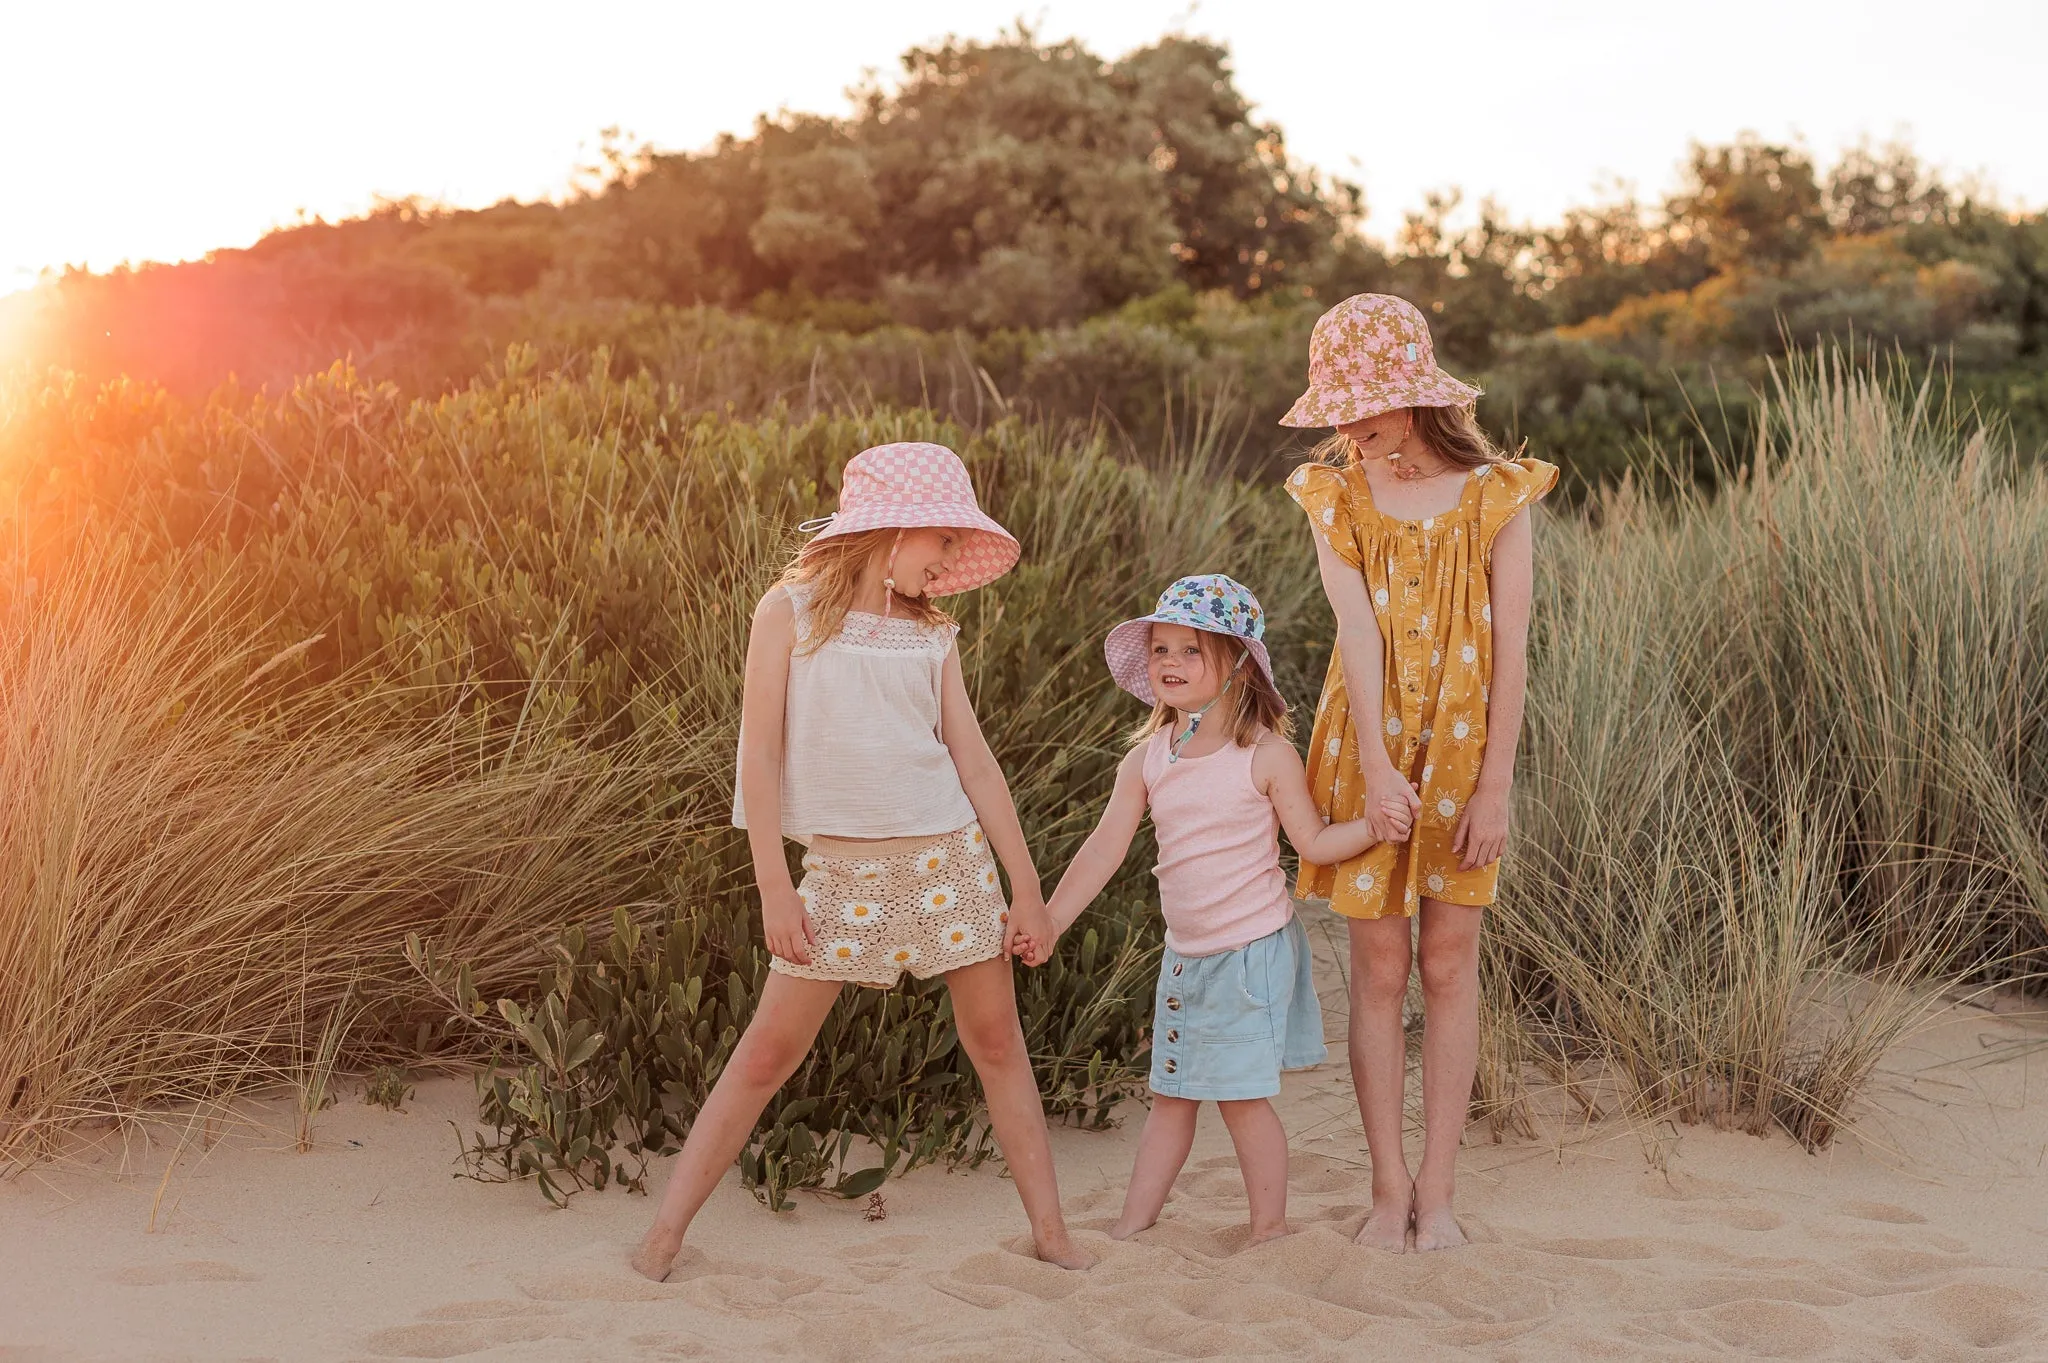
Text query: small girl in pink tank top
1019 575 1410 1244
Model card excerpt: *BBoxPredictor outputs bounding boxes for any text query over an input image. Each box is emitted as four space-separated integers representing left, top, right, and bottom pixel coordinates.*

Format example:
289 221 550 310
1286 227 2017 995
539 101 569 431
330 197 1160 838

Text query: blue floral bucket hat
1103 574 1277 706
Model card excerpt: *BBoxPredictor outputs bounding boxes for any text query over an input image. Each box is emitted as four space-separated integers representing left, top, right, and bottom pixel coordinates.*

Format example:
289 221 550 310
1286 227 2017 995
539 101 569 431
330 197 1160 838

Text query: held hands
1004 885 1056 966
1452 783 1510 870
761 882 817 966
1009 889 1068 968
1366 759 1423 843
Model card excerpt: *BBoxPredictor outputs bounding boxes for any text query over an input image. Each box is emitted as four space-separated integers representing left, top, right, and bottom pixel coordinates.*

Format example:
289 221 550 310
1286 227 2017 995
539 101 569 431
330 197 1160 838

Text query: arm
938 643 1043 957
737 590 815 964
1044 747 1149 934
1456 507 1534 871
1254 737 1410 867
1311 532 1423 837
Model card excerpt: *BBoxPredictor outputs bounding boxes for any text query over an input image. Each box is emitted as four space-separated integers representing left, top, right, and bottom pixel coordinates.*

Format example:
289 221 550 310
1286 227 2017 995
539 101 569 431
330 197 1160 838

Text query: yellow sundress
1285 457 1558 919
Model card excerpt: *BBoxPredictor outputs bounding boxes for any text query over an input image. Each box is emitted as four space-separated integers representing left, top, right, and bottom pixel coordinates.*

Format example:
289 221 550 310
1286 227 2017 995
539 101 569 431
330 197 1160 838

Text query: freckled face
1336 409 1413 462
1147 623 1226 711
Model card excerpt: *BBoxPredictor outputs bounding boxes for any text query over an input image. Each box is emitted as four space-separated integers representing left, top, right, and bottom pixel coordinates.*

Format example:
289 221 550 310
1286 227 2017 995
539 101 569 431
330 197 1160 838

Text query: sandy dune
5 919 2046 1361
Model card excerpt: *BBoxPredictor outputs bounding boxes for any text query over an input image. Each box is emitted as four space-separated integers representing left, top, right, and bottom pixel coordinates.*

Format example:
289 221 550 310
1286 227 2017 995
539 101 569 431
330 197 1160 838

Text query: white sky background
3 0 2043 295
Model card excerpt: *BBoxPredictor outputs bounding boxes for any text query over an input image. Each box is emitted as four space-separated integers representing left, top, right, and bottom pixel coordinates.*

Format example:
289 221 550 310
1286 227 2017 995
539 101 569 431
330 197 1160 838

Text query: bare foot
1034 1233 1098 1270
1355 1185 1413 1252
1411 1204 1468 1252
1244 1221 1294 1247
1108 1215 1154 1241
630 1229 683 1282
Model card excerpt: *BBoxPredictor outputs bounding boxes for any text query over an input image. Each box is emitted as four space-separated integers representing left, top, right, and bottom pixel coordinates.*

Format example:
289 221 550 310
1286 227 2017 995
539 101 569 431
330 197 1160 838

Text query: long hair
1132 629 1291 748
778 529 951 652
1308 404 1510 472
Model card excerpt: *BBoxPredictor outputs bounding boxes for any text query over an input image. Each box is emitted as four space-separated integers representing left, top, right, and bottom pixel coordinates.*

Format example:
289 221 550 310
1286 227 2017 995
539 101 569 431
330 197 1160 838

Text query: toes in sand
1356 1188 1414 1252
1412 1205 1468 1253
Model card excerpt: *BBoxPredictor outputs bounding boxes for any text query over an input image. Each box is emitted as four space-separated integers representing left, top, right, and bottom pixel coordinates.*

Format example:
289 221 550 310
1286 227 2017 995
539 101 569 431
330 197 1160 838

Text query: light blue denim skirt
1149 916 1328 1101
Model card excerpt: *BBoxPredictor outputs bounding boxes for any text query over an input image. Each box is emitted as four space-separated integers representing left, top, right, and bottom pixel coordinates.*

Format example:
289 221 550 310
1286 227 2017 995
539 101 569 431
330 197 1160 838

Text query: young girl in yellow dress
1280 294 1556 1254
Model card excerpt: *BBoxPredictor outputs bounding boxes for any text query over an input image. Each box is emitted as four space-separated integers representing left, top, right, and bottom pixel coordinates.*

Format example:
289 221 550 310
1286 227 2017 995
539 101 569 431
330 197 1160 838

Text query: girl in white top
634 442 1089 1279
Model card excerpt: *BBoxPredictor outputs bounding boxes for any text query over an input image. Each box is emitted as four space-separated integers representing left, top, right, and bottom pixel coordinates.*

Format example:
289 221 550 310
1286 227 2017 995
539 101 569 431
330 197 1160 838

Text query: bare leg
944 954 1094 1269
632 971 844 1280
1217 1098 1292 1245
1347 914 1415 1251
1111 1096 1198 1239
1412 898 1481 1252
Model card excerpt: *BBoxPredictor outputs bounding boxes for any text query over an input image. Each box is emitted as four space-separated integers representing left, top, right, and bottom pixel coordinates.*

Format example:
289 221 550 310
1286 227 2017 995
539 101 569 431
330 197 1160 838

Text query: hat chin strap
1167 654 1247 763
876 529 906 632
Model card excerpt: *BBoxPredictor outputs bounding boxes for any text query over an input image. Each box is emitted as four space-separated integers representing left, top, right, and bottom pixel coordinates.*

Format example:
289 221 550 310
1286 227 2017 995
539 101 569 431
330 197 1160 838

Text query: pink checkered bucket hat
1279 293 1482 428
798 442 1020 595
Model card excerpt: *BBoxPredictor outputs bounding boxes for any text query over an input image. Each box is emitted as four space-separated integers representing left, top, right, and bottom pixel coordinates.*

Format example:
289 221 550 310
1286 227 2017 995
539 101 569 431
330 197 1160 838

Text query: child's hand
1379 795 1414 842
761 885 816 965
1005 888 1054 963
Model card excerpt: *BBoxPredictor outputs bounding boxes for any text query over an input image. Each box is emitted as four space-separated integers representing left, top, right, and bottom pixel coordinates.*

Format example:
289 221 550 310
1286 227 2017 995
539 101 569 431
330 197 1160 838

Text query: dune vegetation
2 343 2042 1197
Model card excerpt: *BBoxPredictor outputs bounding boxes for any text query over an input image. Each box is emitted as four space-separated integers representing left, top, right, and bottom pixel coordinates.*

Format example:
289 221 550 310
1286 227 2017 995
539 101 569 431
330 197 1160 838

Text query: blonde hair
1131 628 1291 748
1308 404 1511 472
779 529 952 652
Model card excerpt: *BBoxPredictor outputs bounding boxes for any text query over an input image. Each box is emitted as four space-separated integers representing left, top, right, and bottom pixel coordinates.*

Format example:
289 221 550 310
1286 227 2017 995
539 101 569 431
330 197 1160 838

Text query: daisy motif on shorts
941 922 976 952
917 845 949 874
884 944 920 969
796 884 814 914
977 863 1000 895
921 885 958 914
841 900 881 926
801 851 826 873
991 905 1010 935
825 939 863 963
851 863 883 882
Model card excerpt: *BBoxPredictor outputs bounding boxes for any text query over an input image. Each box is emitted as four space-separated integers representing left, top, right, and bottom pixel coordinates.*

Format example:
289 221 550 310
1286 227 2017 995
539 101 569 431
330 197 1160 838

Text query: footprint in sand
362 1308 570 1360
833 1233 932 1285
1836 1199 1928 1225
626 1330 711 1359
109 1260 258 1285
1913 1282 2042 1351
1667 1202 1787 1232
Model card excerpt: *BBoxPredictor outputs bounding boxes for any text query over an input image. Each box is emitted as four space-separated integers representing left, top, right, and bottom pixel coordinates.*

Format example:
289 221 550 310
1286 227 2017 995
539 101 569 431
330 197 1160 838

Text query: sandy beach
6 920 2046 1363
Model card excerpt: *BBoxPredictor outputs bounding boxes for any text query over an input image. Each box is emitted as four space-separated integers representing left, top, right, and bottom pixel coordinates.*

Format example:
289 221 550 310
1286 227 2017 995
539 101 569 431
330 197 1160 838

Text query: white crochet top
732 581 979 840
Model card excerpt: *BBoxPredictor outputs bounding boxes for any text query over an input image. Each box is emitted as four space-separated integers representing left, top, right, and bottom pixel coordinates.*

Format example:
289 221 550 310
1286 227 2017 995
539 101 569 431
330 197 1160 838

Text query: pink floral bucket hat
798 442 1020 595
1279 293 1482 428
1103 574 1276 707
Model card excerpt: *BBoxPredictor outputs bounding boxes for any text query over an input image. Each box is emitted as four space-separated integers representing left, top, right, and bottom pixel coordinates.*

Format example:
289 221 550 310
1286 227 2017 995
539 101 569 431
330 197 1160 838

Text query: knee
726 1032 808 1092
1417 943 1476 1001
956 1014 1025 1070
1353 957 1412 1012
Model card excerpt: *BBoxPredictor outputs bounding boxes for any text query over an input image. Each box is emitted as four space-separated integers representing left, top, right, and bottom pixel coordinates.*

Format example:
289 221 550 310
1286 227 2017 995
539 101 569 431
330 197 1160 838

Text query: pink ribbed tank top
1141 728 1295 957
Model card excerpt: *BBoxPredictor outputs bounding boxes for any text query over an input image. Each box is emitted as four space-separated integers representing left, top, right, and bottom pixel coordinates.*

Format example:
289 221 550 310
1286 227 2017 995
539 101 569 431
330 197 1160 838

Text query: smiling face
1148 623 1235 713
1335 409 1416 463
878 526 966 599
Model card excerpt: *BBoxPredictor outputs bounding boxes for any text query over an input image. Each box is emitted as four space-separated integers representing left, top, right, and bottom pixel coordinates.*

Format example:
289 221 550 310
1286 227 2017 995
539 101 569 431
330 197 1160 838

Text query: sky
4 0 2044 296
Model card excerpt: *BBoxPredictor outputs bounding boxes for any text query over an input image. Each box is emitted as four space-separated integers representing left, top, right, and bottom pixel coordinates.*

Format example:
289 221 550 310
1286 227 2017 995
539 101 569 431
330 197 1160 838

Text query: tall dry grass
0 549 678 1165
1486 354 2047 1145
2 348 2041 1184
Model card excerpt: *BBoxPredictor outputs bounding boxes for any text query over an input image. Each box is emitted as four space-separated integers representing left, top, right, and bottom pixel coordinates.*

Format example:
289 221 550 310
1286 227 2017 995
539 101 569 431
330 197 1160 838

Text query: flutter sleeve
1284 462 1363 570
1476 458 1560 564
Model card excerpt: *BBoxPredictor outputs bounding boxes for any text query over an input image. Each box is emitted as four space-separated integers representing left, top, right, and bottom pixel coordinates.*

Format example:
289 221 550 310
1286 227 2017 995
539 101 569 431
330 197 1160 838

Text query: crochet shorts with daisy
773 823 1008 986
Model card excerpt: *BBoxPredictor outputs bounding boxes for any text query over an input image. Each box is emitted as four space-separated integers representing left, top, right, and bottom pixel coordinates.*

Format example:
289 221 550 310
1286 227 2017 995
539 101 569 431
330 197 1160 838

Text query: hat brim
800 501 1021 595
1103 615 1276 707
1278 372 1484 429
